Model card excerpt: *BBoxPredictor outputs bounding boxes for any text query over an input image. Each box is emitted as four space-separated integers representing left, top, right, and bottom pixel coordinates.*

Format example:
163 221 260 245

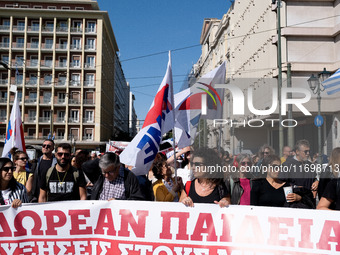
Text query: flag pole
168 51 178 183
11 89 18 149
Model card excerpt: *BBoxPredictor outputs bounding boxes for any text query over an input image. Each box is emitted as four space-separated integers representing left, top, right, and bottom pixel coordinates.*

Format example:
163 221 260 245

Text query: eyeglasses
2 166 15 172
18 157 28 161
102 170 116 176
42 144 52 149
263 151 270 155
56 152 70 158
241 161 252 166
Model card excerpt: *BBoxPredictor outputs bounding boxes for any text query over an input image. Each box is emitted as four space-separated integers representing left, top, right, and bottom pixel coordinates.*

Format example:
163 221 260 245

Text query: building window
75 7 84 10
20 5 28 8
61 7 70 10
72 21 82 32
29 56 38 67
72 56 81 67
44 74 52 84
85 74 95 86
31 21 39 31
71 38 81 49
28 128 36 137
71 74 80 86
87 21 96 33
58 93 66 104
84 128 93 140
84 111 94 122
70 110 79 122
86 38 95 50
33 6 42 9
86 56 95 68
28 110 36 121
70 128 79 140
48 6 56 9
44 56 53 68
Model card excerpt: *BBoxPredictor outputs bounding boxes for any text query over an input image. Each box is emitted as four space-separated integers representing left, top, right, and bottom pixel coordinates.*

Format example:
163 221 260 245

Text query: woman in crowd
180 147 230 207
317 147 340 210
0 157 28 208
251 155 298 207
225 153 253 205
152 160 183 201
12 149 33 195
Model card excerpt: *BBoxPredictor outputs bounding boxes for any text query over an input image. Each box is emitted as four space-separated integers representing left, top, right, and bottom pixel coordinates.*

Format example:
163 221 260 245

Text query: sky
96 0 231 124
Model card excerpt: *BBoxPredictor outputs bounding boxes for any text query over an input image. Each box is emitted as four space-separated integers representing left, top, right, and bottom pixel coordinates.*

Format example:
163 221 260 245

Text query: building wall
193 0 340 155
0 0 128 150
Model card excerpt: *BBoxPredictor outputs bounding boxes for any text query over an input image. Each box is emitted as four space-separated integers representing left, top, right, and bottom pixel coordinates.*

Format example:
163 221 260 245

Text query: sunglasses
56 152 71 158
263 151 270 155
42 144 52 149
302 150 310 154
241 161 252 166
2 166 15 172
18 157 28 161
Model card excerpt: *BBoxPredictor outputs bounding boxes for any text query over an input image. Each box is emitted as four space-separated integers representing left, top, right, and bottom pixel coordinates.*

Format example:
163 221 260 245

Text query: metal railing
39 117 51 123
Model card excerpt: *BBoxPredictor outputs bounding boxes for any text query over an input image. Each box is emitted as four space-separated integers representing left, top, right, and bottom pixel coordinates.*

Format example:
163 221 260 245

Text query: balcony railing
39 117 51 123
27 26 40 32
70 44 81 50
26 98 37 104
84 63 95 68
70 27 82 33
85 45 96 50
42 26 54 32
0 43 9 48
69 99 80 104
69 118 79 123
27 43 39 49
70 62 81 68
41 100 51 104
12 42 24 48
83 99 94 105
56 27 68 33
24 136 35 139
0 25 10 31
25 117 36 123
56 44 68 50
84 81 95 87
13 25 25 32
70 81 80 87
85 28 96 33
42 43 53 50
55 135 65 140
55 99 66 104
26 60 38 67
83 135 93 140
55 62 67 68
0 79 8 85
0 116 7 121
55 117 65 123
0 98 6 103
83 118 94 123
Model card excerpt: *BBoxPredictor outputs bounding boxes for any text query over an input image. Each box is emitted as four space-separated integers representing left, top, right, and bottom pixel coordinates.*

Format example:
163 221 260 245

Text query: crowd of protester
1 138 340 212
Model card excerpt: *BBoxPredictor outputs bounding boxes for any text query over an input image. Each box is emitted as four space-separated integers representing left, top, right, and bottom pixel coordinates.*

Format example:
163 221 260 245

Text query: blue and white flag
120 52 174 175
322 68 340 95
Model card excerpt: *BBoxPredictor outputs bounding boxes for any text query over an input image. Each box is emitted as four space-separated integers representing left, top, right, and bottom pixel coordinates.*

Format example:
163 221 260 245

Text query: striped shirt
0 182 28 205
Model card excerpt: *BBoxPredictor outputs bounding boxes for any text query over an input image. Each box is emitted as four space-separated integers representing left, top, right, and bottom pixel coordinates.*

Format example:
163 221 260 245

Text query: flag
52 131 56 140
2 91 26 158
120 52 174 175
174 62 226 148
47 133 51 139
322 68 340 95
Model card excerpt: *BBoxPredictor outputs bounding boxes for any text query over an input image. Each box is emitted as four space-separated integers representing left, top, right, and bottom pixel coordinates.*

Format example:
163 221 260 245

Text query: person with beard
30 139 57 202
38 143 87 202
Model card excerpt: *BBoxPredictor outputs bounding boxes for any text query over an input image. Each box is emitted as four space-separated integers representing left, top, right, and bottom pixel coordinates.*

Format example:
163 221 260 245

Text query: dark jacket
281 156 316 190
91 167 145 200
225 177 253 205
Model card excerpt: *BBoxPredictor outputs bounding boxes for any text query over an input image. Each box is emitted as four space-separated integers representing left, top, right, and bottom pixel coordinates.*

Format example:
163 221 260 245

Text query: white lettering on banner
0 201 339 254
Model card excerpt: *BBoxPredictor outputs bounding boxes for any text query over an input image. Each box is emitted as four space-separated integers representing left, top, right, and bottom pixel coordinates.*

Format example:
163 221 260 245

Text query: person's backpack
46 166 79 184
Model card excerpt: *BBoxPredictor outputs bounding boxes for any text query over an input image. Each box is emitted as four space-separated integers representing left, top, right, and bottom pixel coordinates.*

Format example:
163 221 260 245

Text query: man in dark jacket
281 140 318 199
91 152 144 201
